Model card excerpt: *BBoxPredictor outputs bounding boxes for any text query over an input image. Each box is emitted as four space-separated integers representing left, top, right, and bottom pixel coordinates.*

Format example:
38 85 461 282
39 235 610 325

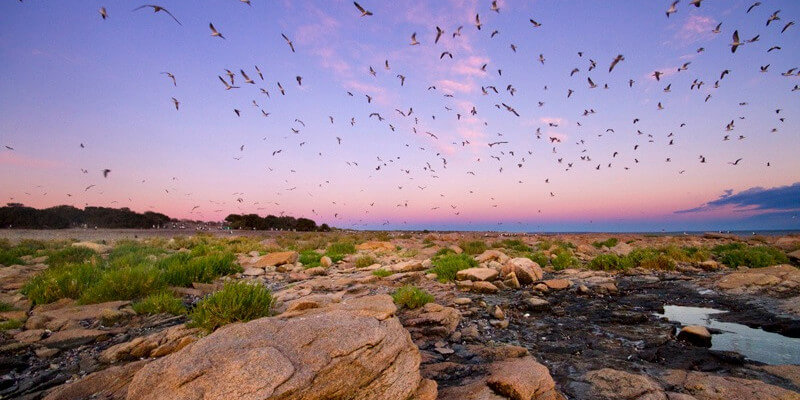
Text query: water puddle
657 305 800 365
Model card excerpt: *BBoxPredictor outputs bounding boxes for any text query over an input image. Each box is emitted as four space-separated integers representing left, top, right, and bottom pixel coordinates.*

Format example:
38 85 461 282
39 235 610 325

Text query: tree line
0 204 172 229
224 213 329 232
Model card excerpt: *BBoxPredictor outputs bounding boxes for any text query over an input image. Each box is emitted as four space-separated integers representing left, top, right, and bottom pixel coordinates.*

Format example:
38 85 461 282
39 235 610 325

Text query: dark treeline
224 213 329 232
0 204 172 229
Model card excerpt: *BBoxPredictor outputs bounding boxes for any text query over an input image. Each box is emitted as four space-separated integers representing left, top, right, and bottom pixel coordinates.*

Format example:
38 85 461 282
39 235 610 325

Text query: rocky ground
1 231 800 399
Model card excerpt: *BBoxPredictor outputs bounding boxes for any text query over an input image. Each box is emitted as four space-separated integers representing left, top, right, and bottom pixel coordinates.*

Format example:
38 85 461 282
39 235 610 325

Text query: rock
403 302 461 339
72 241 112 253
471 281 499 294
502 258 544 284
320 256 333 268
678 325 712 347
457 268 499 282
716 265 800 296
34 300 130 328
43 359 150 400
255 251 299 267
242 267 265 276
698 260 721 271
504 271 521 289
439 379 507 400
14 329 46 344
776 237 800 250
525 297 550 312
578 285 591 294
490 319 509 329
305 267 327 276
40 328 110 349
356 241 396 252
486 356 563 400
461 324 480 341
126 295 432 400
664 369 800 400
100 324 200 363
35 347 59 358
415 378 438 400
467 344 529 361
453 297 472 305
533 283 549 292
492 306 505 320
788 249 800 262
390 260 425 273
0 310 27 322
610 242 633 256
581 368 666 400
759 365 800 387
476 250 510 264
448 245 463 254
542 279 571 290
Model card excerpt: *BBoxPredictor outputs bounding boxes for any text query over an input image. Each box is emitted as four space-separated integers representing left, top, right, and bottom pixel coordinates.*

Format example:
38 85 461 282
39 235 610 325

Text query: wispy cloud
675 183 800 214
674 15 717 46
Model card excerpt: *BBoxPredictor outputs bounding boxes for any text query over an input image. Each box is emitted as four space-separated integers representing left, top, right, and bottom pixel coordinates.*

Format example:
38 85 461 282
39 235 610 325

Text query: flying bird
99 7 108 19
132 5 181 25
353 2 372 17
608 54 624 72
209 23 225 39
281 33 295 52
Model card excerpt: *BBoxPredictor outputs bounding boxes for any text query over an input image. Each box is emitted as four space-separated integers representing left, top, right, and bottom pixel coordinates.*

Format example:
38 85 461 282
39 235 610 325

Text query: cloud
674 15 717 45
0 152 62 169
675 182 800 214
436 79 475 94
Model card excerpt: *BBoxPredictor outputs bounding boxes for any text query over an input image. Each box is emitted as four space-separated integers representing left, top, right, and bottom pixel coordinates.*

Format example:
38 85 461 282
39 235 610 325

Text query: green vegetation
391 285 434 309
299 250 323 268
459 240 488 255
588 254 631 271
372 269 393 278
132 291 186 315
712 243 789 268
22 263 102 305
0 319 23 331
0 301 16 312
493 239 533 255
189 282 273 332
0 251 24 266
526 251 549 267
22 240 241 306
588 247 679 271
46 246 98 267
326 241 356 255
551 248 579 270
224 213 319 231
428 253 478 282
592 238 619 249
354 255 377 268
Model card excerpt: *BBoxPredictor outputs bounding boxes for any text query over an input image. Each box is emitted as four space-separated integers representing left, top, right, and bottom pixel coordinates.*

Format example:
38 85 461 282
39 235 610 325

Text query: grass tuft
354 255 377 268
459 240 488 255
189 282 273 332
132 291 186 315
372 269 393 278
592 238 619 249
428 253 477 282
391 285 434 309
22 263 102 305
712 243 789 268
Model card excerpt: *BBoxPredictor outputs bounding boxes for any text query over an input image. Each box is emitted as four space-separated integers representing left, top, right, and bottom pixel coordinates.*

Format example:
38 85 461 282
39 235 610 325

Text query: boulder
44 360 150 400
610 242 633 256
664 369 800 400
126 295 433 400
457 268 499 282
471 281 499 294
40 328 110 349
305 267 327 276
503 258 543 284
678 325 712 347
255 251 299 267
72 241 112 253
716 265 800 296
320 256 333 268
390 260 425 273
403 302 461 339
581 368 666 400
100 324 200 363
242 267 265 276
476 250 510 264
486 356 563 400
356 241 396 252
788 249 800 263
542 279 571 290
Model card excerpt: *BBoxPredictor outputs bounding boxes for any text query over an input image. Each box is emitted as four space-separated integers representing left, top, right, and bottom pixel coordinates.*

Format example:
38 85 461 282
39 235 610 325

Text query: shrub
551 249 578 270
107 241 165 268
133 292 186 315
159 252 240 287
79 265 165 304
526 251 549 267
46 246 98 267
327 241 356 255
712 243 789 268
299 250 322 268
592 238 619 249
22 263 102 305
428 253 477 282
459 240 488 255
588 254 631 271
434 248 456 257
354 255 377 268
0 251 23 266
493 239 532 254
0 301 16 312
189 282 273 332
0 319 22 331
391 285 434 309
372 269 393 278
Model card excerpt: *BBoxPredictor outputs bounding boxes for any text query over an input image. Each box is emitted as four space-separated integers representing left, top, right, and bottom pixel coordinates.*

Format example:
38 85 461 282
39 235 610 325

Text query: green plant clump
22 263 102 305
299 250 323 268
592 238 619 249
79 265 166 304
428 253 478 282
551 248 578 270
354 255 377 268
189 282 273 332
712 243 789 268
391 285 434 309
132 291 186 315
372 269 393 278
459 240 488 255
526 251 549 267
588 254 631 271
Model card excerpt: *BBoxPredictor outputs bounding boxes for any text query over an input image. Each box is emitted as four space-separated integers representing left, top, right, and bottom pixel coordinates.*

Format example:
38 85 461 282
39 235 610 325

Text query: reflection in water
657 305 800 365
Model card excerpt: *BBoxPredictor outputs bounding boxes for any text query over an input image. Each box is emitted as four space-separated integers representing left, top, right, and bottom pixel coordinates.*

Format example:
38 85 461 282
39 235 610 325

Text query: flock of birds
4 1 799 229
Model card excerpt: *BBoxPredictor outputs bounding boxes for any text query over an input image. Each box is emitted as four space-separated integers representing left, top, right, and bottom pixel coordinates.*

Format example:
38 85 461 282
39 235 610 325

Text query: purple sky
1 0 799 232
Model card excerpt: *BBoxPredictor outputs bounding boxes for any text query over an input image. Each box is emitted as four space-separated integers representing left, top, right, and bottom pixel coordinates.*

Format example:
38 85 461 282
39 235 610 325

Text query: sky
1 0 799 232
